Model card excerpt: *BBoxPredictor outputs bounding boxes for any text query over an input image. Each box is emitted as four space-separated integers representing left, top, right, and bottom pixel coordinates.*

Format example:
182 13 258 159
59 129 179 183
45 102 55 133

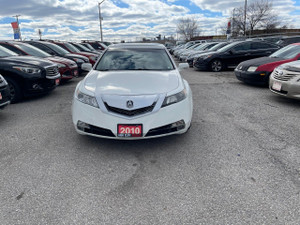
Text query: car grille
46 66 60 77
273 70 298 81
104 102 156 117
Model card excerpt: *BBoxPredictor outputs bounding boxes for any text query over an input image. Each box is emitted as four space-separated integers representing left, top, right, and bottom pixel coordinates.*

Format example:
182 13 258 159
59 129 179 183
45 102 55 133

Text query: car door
250 42 279 58
223 42 251 68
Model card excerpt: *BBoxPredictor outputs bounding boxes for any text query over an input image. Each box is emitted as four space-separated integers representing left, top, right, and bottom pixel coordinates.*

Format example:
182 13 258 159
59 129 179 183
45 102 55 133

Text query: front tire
5 77 22 103
210 59 223 72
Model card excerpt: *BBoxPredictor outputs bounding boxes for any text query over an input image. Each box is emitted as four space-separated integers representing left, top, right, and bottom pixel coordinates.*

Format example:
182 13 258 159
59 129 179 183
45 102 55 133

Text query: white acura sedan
72 43 193 139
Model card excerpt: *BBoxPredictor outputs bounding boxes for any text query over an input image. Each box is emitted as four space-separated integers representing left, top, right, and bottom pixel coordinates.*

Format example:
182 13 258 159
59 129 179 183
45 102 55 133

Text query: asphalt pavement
0 67 300 225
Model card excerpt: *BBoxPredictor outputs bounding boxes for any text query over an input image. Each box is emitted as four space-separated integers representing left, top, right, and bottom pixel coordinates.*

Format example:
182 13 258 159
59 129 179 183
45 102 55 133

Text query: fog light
260 73 266 76
32 83 43 90
77 121 91 131
170 120 185 130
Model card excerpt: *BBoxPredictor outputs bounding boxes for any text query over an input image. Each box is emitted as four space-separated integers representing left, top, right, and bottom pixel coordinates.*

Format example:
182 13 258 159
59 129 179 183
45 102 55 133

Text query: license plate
272 81 282 91
0 92 2 100
117 124 142 137
55 78 60 85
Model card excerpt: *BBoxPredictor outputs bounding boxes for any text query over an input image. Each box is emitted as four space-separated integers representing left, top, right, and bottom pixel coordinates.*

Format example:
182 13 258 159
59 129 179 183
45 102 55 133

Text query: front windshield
0 46 18 57
270 45 300 59
15 43 51 57
64 43 80 53
194 43 210 51
83 43 95 50
74 43 90 52
96 49 174 71
217 42 241 52
46 42 70 55
211 43 228 51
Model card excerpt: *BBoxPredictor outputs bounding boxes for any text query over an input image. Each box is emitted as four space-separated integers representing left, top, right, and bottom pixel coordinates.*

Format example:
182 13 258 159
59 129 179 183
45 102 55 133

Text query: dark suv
0 41 79 80
193 40 280 72
0 46 60 103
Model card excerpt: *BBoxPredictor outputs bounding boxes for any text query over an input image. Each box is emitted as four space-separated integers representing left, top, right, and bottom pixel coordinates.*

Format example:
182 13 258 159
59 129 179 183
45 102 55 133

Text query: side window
32 43 54 55
0 44 24 55
251 42 271 50
233 43 251 51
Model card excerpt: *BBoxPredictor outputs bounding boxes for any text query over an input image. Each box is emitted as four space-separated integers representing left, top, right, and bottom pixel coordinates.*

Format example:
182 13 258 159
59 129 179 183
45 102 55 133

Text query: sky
0 0 299 42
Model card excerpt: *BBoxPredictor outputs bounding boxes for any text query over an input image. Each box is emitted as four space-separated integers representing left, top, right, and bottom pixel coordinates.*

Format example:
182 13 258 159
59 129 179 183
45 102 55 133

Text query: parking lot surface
1 67 300 224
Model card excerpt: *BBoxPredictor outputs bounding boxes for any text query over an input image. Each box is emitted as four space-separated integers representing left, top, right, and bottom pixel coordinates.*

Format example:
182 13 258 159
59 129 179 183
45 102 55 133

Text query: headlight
162 88 187 107
89 56 97 61
56 63 67 68
0 75 8 87
76 90 99 108
13 66 41 74
73 58 84 63
195 54 212 60
247 66 258 72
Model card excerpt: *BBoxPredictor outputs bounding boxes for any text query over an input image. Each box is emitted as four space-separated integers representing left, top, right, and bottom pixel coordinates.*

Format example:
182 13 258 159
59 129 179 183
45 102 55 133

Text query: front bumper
72 96 193 140
235 70 270 85
0 85 11 109
193 58 209 70
269 75 300 99
23 76 59 97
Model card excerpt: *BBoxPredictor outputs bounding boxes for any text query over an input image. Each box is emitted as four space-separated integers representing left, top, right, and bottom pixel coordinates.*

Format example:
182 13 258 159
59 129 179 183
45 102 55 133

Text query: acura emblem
126 100 134 109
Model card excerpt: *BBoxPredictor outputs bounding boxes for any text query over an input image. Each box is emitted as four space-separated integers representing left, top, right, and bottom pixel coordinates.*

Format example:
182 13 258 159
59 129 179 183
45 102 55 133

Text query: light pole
244 0 247 36
98 0 106 42
13 14 22 40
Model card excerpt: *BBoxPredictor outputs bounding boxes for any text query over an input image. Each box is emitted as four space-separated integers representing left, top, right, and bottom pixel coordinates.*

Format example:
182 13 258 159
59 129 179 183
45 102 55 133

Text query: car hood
83 70 180 96
198 51 218 57
65 53 88 60
45 56 77 67
2 55 55 67
239 57 284 67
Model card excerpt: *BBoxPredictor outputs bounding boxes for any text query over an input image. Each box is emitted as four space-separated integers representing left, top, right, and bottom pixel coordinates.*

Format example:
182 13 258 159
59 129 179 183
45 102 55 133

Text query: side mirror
82 63 93 72
178 63 189 71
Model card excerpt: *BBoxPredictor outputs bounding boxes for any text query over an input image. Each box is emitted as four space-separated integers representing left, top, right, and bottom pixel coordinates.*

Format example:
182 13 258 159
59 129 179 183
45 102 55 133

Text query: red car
0 41 78 81
235 43 300 85
50 41 98 65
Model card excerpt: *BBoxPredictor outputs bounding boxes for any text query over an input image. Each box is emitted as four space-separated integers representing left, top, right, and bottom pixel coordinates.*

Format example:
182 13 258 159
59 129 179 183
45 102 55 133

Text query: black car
186 42 229 67
26 41 90 74
0 46 60 103
0 74 11 109
193 40 280 72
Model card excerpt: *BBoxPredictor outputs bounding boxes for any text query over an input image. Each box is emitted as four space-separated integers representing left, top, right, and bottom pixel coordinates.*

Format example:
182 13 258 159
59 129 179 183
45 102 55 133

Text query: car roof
109 43 166 50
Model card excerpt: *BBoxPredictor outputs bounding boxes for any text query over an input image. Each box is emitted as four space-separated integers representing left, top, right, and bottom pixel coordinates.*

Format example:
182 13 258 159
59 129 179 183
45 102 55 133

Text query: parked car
0 46 60 103
0 41 78 81
187 42 229 67
48 41 99 65
193 40 280 72
174 43 200 58
269 61 300 99
81 41 107 52
179 42 219 62
72 43 193 139
0 74 11 109
70 42 100 55
235 43 300 85
276 36 300 47
26 41 90 75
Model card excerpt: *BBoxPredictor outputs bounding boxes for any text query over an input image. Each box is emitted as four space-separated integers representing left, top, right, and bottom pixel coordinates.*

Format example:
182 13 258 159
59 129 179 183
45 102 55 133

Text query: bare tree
231 0 281 36
176 17 200 41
